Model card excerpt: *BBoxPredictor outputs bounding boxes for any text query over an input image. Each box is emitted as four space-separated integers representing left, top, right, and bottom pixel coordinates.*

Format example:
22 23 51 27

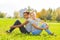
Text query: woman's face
30 12 36 18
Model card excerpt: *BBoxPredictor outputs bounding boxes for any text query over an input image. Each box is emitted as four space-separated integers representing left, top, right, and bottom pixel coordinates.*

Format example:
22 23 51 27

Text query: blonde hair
30 11 36 17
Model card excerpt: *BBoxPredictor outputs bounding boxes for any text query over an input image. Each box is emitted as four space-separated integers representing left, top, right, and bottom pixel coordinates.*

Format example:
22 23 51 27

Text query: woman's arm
32 23 46 30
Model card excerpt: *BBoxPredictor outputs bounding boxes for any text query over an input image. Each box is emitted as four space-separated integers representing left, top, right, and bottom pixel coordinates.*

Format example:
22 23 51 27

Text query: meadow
0 18 60 40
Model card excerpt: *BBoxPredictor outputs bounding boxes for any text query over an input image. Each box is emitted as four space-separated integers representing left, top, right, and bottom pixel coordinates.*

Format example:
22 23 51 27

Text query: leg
41 23 52 34
6 20 21 33
19 27 30 34
9 20 21 32
32 30 42 35
7 20 30 34
45 29 52 34
32 24 44 35
14 20 30 34
41 23 55 35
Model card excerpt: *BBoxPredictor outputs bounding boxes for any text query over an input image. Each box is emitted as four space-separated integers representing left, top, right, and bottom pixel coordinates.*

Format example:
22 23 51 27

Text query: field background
0 18 60 40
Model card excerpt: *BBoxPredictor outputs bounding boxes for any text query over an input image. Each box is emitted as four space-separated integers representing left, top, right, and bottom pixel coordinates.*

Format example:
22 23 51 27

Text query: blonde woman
30 11 55 35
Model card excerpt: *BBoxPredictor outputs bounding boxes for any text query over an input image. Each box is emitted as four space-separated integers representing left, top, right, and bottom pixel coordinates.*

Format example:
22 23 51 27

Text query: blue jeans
32 23 52 35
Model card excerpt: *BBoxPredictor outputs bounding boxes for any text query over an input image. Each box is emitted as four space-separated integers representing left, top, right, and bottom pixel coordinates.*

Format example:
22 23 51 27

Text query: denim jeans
32 23 52 35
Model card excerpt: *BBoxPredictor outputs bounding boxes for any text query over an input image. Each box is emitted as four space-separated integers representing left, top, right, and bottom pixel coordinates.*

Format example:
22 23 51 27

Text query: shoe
6 30 11 33
50 33 57 36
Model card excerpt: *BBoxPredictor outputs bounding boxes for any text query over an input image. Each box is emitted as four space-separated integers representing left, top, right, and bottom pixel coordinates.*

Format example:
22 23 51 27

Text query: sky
0 0 60 17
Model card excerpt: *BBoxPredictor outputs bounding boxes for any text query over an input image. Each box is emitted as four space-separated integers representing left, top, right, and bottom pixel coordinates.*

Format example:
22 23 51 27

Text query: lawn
0 18 60 40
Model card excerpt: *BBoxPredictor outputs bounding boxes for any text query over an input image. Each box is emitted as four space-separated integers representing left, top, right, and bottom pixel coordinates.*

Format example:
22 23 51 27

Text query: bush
0 13 6 18
56 14 60 22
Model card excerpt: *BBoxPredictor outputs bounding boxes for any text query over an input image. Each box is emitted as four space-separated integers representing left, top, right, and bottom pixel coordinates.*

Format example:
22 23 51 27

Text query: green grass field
0 18 60 40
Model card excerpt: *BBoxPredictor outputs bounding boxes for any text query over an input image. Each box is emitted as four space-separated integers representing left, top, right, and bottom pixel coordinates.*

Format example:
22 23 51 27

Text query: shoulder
37 18 41 20
27 18 34 22
36 18 41 22
27 18 32 21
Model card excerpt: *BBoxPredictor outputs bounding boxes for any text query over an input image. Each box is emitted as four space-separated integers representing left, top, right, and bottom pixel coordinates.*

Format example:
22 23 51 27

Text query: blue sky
0 0 60 17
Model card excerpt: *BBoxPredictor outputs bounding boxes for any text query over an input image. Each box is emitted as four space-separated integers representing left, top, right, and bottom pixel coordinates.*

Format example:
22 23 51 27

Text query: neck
26 17 30 19
32 17 36 20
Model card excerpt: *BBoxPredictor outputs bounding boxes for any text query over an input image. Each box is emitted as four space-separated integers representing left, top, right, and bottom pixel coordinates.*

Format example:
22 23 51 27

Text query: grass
0 18 60 40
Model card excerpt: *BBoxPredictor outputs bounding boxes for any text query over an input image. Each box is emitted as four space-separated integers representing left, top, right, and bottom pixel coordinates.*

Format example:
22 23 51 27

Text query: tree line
0 7 60 22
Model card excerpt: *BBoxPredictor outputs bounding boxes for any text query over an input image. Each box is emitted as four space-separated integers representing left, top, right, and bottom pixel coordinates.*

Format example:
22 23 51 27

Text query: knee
16 20 20 22
15 20 21 24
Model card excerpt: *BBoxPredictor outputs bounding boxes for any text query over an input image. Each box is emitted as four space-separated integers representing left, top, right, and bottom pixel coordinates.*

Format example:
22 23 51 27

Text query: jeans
32 23 52 35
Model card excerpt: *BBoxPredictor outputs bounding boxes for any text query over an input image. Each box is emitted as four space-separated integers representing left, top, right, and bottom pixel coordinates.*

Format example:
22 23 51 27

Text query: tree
56 7 60 22
56 14 60 22
27 6 32 12
0 12 6 18
40 9 47 21
14 11 20 18
36 12 41 18
46 8 52 20
52 10 57 21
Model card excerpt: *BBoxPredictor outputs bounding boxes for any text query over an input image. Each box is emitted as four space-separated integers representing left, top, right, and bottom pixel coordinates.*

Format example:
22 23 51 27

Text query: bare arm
11 21 28 28
16 21 28 27
32 23 46 30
